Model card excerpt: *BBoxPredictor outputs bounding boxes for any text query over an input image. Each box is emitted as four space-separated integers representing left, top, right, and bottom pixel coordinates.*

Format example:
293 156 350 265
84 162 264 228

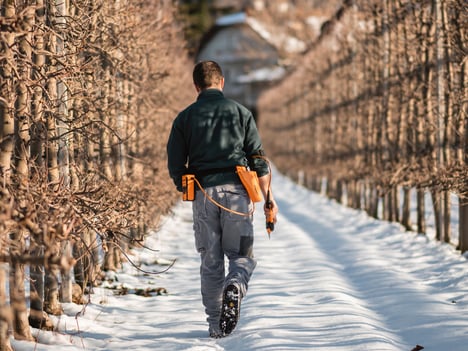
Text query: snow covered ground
12 171 468 351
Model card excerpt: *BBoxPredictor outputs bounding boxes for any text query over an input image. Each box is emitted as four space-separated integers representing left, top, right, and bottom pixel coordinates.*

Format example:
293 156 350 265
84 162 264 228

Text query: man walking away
167 61 278 338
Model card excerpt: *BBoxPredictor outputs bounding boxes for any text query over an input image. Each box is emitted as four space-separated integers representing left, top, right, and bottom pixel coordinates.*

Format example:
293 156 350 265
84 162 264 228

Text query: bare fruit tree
258 0 467 252
0 0 192 347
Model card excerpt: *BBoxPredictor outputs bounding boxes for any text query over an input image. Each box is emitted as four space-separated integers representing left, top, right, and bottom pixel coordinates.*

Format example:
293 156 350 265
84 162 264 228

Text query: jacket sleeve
167 116 188 191
243 112 269 177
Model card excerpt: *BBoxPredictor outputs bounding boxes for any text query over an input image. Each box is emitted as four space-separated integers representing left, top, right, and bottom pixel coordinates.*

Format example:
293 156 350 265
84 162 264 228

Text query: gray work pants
192 183 257 331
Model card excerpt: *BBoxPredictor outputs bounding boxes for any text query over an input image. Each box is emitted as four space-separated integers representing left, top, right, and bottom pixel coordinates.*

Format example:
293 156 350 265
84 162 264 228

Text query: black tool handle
266 191 275 233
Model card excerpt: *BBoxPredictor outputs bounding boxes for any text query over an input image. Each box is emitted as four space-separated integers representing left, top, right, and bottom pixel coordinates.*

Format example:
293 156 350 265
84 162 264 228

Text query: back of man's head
193 61 224 90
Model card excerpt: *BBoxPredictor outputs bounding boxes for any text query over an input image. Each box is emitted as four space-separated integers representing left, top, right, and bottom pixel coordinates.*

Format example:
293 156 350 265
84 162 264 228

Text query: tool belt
183 165 262 203
181 172 253 217
181 155 271 218
194 166 237 177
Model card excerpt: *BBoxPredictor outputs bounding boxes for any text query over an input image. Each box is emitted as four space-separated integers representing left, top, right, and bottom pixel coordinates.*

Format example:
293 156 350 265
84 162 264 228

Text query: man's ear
194 83 201 93
220 77 225 90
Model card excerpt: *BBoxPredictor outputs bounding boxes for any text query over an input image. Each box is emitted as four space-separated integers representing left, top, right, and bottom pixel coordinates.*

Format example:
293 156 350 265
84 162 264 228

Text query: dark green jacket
167 89 269 191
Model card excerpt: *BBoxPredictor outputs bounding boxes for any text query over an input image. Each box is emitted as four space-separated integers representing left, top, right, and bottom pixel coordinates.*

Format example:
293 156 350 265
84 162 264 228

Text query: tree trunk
28 245 47 329
441 1 454 165
432 0 446 169
459 197 468 253
100 66 114 181
55 0 73 304
114 79 127 182
60 241 72 303
432 191 442 241
75 228 101 293
0 0 10 276
0 264 12 351
460 6 468 252
73 238 87 293
381 0 394 168
0 0 15 182
417 189 426 234
30 0 45 169
393 187 400 223
443 191 450 243
9 4 34 341
43 2 61 316
453 0 466 166
14 5 33 180
383 193 391 221
336 180 343 204
44 267 62 315
368 183 379 219
346 181 355 208
9 241 33 341
355 181 362 210
401 187 412 231
103 237 117 272
434 0 449 243
29 0 47 329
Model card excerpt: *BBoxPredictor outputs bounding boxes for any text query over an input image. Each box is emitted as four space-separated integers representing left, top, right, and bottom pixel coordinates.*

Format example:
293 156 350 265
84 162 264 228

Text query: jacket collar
197 88 224 100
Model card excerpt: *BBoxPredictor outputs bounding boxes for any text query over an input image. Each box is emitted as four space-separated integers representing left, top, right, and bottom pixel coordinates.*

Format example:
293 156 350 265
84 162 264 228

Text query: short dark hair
193 61 224 90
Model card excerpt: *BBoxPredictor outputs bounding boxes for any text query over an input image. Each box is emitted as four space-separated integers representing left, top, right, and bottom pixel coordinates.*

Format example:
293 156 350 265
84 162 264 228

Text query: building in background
196 11 305 120
194 0 332 121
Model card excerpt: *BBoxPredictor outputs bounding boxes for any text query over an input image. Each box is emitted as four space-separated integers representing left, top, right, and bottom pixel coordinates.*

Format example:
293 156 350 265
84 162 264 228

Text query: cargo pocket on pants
239 235 254 258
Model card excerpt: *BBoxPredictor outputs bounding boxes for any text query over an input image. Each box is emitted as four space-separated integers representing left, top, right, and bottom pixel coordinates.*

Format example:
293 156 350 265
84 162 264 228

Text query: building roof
237 66 286 83
196 12 306 59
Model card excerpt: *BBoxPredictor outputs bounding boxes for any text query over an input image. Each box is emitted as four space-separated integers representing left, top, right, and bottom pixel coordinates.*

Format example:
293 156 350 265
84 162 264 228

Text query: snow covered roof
215 12 246 26
245 16 305 54
208 12 306 55
237 66 286 83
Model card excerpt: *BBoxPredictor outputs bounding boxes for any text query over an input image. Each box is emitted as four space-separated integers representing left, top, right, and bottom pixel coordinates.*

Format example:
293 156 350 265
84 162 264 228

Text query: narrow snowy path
13 171 468 351
128 172 468 350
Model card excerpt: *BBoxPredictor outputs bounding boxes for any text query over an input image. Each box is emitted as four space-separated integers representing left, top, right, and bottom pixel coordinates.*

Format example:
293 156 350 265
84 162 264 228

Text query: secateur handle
266 191 275 237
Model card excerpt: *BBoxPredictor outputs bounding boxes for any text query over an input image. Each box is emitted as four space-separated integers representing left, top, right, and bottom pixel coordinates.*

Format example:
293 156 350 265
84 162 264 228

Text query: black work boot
219 284 241 336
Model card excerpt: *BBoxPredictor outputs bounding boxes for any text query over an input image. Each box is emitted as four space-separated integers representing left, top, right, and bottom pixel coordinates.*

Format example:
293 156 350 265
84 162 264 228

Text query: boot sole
219 284 240 336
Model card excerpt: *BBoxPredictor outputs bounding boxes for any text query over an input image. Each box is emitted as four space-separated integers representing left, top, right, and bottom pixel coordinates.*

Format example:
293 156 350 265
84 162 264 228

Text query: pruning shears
266 190 275 238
